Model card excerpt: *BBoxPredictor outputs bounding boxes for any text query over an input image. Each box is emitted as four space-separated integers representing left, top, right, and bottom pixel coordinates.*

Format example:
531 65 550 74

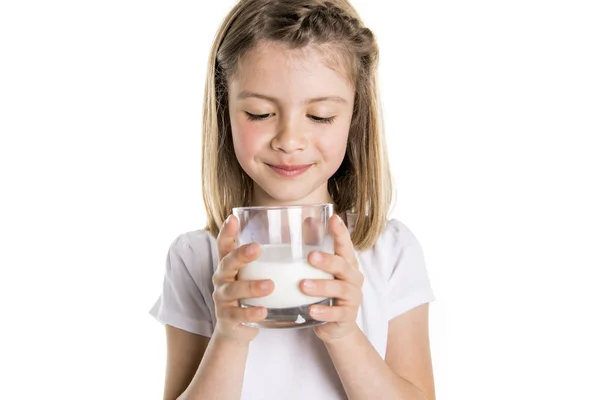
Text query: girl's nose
270 119 307 153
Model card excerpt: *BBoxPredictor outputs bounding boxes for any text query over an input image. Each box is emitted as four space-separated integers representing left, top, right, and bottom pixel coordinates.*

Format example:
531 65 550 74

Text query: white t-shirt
150 218 434 399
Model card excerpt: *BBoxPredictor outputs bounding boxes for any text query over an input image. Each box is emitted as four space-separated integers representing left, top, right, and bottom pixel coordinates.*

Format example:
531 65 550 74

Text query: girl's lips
267 163 312 177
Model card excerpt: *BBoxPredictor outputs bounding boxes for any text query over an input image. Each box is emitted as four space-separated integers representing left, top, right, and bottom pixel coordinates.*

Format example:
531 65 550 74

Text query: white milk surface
238 244 333 308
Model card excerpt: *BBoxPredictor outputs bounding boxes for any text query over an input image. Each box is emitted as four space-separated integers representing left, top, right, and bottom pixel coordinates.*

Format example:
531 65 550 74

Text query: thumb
217 214 239 260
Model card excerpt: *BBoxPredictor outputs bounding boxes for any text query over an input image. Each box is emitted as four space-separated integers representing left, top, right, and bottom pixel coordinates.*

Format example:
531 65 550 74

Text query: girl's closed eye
245 112 273 121
244 111 336 124
308 114 336 124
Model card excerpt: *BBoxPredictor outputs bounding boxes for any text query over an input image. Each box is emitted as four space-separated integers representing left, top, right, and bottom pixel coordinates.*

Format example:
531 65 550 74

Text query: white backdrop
1 1 599 398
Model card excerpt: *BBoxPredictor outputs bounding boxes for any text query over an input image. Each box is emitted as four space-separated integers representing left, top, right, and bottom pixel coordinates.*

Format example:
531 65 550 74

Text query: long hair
202 0 392 250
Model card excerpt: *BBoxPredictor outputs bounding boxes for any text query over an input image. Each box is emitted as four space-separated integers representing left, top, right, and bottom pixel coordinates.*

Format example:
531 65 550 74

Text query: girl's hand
212 215 274 344
301 215 364 343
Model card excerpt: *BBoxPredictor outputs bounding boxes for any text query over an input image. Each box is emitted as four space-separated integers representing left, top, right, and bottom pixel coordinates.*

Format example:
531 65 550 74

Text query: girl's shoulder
356 218 426 282
378 219 421 248
348 215 420 255
345 212 418 249
176 228 217 249
166 228 219 275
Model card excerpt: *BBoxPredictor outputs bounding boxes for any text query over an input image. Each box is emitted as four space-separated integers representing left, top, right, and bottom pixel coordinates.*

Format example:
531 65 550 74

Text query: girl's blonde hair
202 0 392 250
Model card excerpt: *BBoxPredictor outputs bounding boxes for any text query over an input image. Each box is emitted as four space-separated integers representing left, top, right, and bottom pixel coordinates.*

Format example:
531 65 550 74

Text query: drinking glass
232 203 335 329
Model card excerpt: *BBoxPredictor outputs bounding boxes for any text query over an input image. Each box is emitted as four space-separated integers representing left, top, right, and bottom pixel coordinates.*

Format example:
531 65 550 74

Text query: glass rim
232 203 334 213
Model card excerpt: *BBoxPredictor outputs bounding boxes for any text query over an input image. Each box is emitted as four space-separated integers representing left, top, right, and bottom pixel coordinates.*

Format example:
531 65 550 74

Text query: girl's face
228 41 355 207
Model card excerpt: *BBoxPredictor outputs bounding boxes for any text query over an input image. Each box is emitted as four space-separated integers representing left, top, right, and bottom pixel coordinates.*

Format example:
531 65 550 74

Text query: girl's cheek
233 115 256 138
315 128 349 155
239 119 265 138
233 118 271 153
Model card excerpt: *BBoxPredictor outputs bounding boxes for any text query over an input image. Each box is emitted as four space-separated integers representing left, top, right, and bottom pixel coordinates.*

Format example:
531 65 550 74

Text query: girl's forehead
230 41 354 99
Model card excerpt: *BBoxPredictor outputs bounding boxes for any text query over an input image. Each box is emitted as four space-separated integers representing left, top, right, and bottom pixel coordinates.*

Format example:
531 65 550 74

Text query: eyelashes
244 112 271 121
309 115 336 124
244 112 335 124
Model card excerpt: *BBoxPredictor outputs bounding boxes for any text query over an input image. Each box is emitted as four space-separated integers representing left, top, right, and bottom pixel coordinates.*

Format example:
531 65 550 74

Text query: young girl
150 0 435 398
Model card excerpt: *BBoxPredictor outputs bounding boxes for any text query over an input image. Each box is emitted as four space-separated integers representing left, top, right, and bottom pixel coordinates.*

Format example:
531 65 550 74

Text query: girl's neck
250 184 333 207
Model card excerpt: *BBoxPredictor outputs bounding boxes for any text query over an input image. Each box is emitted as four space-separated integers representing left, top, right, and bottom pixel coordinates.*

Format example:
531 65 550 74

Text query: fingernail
303 279 315 289
310 305 323 314
245 244 256 256
336 214 344 225
311 252 323 263
260 280 270 290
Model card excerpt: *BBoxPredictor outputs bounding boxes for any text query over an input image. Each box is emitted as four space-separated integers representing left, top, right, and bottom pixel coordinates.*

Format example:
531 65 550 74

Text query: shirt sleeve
149 233 215 337
385 220 435 320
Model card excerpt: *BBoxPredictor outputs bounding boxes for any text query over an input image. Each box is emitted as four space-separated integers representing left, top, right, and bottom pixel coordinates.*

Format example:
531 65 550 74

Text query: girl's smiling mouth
266 163 313 177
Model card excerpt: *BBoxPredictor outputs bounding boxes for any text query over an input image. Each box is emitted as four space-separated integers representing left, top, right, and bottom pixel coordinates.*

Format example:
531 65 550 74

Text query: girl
150 0 435 399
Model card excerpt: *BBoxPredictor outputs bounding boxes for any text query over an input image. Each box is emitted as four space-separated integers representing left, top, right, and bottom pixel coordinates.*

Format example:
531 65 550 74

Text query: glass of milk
232 203 335 329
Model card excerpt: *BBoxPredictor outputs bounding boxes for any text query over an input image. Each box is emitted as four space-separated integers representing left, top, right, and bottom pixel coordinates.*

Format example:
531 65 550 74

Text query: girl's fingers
300 279 361 306
214 279 274 303
217 303 268 324
216 214 239 260
212 242 261 285
308 304 353 323
307 251 363 286
329 214 359 269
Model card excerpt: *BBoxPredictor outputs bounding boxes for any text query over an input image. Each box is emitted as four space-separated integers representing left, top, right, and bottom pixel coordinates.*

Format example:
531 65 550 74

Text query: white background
1 0 599 398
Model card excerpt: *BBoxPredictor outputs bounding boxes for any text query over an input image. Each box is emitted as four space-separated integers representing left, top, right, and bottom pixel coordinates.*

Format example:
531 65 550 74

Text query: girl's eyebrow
236 91 347 104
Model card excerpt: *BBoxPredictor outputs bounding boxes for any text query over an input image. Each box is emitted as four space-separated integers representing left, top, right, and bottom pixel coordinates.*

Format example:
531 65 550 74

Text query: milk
238 244 333 308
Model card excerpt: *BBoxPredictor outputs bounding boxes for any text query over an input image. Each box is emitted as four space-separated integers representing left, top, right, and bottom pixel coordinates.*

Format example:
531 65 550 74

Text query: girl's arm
163 326 209 400
165 217 273 399
302 216 434 399
175 333 249 400
323 303 434 400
